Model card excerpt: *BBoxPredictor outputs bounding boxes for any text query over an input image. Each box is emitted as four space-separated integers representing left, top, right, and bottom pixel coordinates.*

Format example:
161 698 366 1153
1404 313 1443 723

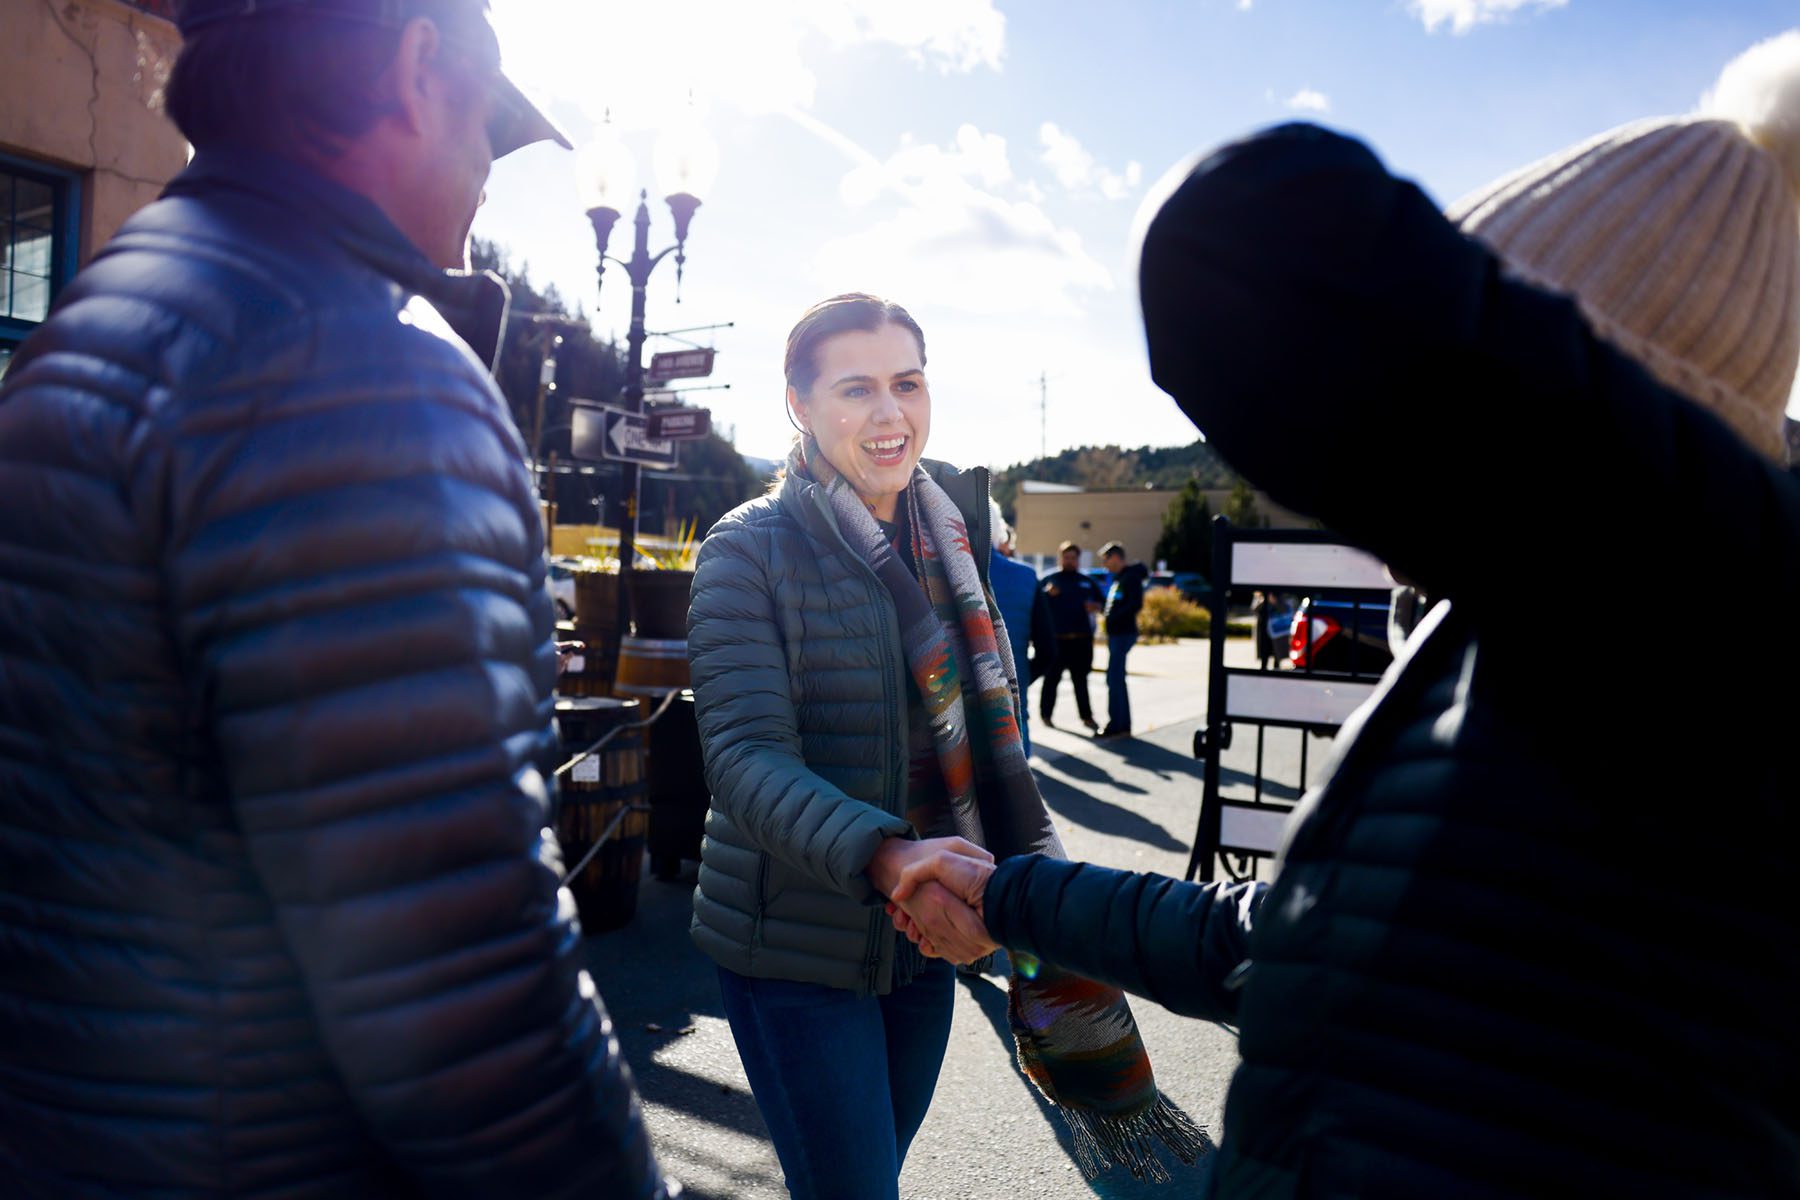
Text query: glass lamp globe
653 115 719 207
578 122 639 218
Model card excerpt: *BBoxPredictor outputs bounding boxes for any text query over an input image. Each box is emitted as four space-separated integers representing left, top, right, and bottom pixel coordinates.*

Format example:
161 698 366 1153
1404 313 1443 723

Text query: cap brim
493 74 571 159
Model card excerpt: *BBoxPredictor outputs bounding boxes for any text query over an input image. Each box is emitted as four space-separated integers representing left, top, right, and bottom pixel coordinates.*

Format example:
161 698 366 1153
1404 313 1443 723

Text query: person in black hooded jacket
887 39 1800 1198
0 3 669 1197
1097 541 1149 739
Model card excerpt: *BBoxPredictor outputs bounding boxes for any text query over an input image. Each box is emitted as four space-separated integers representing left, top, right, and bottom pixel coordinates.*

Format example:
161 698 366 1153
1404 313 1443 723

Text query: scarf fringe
1057 1092 1215 1183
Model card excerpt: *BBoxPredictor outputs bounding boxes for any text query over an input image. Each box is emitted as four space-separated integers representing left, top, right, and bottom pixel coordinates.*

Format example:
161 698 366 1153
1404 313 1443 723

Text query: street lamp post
580 115 717 653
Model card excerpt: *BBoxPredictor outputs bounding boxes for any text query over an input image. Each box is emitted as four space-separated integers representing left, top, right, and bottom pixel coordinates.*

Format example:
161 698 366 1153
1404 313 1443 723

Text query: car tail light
1290 612 1341 668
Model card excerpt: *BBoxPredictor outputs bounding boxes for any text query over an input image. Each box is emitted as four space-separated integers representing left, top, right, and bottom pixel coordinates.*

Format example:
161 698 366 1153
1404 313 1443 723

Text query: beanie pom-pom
1703 29 1800 200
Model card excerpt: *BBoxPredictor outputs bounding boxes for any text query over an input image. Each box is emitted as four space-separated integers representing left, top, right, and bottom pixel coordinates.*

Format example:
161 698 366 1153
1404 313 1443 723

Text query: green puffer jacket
686 459 993 995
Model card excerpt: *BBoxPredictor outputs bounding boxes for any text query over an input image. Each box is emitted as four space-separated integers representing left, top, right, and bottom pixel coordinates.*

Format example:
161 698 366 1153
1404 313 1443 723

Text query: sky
474 0 1800 472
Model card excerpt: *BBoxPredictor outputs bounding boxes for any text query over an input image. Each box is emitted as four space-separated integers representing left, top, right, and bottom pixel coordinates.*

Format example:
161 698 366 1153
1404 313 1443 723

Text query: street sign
571 404 679 470
646 405 712 441
646 348 715 382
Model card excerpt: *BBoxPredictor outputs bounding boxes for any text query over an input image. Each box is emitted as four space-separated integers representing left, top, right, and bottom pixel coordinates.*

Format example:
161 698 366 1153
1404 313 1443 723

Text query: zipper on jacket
801 483 905 994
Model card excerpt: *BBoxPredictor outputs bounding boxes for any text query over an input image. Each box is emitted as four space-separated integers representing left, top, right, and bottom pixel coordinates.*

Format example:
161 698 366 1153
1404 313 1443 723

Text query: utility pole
1039 369 1048 462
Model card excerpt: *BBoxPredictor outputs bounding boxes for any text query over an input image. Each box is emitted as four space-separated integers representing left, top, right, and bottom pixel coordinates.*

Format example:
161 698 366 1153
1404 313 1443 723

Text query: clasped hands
864 836 999 964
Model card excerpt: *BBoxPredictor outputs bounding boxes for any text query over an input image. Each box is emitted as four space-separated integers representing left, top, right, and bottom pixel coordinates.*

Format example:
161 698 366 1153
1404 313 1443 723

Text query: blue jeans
717 958 956 1200
1106 630 1136 732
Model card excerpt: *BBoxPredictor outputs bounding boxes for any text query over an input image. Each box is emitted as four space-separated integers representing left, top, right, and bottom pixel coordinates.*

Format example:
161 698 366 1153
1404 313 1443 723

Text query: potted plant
625 519 699 640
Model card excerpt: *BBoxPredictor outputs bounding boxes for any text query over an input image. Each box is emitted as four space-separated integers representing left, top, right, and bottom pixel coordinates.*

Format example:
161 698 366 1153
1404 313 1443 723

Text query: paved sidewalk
585 638 1270 1199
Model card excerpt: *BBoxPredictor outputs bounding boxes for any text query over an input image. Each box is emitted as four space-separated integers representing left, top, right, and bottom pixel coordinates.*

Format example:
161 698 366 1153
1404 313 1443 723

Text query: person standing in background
986 501 1058 755
1251 590 1280 670
1098 541 1148 740
1037 541 1103 732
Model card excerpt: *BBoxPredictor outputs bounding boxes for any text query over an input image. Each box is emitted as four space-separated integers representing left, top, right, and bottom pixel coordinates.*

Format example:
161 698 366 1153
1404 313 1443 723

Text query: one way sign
571 404 679 470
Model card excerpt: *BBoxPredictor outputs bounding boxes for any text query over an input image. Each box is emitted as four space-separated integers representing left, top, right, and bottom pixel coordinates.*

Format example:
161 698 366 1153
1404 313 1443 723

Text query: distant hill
989 440 1243 520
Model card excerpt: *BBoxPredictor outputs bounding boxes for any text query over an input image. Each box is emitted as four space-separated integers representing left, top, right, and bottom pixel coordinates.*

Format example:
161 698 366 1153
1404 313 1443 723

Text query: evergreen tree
1155 478 1214 571
1223 478 1267 529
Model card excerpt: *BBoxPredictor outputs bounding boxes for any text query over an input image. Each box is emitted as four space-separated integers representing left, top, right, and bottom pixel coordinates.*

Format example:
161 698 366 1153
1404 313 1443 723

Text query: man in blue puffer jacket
890 90 1800 1200
0 2 670 1196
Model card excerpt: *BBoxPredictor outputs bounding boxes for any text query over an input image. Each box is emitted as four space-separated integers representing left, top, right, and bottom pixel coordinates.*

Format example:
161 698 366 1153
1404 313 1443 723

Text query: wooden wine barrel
553 697 647 933
613 636 690 698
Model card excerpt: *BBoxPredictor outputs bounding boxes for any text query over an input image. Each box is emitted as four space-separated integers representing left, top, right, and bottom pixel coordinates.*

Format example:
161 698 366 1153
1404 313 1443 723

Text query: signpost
571 404 679 471
646 347 716 382
646 405 712 441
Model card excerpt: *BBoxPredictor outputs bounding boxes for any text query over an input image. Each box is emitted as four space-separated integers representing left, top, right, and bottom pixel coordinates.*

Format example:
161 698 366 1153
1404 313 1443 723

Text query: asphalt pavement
583 636 1338 1199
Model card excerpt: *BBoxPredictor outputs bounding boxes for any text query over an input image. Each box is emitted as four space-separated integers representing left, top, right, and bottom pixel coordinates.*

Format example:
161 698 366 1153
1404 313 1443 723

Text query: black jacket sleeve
1137 123 1800 691
983 855 1265 1023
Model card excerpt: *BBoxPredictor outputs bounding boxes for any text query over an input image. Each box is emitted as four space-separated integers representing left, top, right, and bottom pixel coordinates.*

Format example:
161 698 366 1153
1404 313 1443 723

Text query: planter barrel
625 569 694 640
568 569 622 694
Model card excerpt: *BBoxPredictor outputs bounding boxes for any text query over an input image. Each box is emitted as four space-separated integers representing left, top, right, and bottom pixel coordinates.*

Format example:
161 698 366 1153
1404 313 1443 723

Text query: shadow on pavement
956 970 1214 1198
1220 763 1302 803
1080 731 1205 781
1032 769 1187 854
584 866 787 1199
1040 751 1148 794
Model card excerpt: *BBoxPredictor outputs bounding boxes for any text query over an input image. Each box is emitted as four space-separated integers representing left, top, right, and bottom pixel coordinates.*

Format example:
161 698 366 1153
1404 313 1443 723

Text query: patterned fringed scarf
790 440 1213 1181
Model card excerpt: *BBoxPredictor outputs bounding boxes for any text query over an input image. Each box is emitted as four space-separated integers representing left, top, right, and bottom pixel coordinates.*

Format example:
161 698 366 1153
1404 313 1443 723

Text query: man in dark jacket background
888 70 1800 1200
1038 541 1103 732
1097 541 1148 739
0 2 670 1196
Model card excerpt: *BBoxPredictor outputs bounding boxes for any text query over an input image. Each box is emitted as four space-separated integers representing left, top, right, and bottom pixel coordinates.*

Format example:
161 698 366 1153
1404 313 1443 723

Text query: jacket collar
164 146 511 369
780 456 993 581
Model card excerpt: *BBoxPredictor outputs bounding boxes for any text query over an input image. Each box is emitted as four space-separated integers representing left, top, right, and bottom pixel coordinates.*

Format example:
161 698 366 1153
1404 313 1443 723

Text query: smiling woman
684 293 1204 1196
784 294 932 518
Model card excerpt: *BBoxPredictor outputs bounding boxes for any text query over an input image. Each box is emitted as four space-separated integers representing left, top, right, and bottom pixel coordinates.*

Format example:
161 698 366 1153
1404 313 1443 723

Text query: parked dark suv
1289 593 1393 676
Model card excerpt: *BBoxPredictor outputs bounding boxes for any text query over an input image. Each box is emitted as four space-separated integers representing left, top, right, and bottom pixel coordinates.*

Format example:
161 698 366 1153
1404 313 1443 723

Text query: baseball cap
175 0 571 158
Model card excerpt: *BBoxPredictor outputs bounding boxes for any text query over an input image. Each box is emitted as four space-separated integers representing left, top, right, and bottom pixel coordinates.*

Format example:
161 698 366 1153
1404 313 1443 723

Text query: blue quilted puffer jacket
0 148 667 1199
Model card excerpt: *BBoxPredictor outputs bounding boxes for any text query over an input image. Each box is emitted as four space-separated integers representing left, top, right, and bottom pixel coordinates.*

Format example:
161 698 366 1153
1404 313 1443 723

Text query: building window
0 157 81 381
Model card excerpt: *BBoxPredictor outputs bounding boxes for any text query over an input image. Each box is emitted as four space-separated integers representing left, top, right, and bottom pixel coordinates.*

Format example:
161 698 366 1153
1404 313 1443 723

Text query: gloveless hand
864 834 991 896
865 836 996 964
885 847 998 962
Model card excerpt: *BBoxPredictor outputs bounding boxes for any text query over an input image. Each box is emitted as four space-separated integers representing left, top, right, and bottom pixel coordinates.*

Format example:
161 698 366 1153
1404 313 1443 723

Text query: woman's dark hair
164 4 485 159
783 293 926 396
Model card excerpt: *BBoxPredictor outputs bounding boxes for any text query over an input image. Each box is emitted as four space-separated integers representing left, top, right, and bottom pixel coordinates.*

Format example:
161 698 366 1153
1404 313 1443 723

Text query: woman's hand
864 835 990 896
865 837 996 964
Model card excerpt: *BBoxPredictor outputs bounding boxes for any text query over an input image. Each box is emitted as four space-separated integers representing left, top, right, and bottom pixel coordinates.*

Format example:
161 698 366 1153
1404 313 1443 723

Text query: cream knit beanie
1449 31 1800 463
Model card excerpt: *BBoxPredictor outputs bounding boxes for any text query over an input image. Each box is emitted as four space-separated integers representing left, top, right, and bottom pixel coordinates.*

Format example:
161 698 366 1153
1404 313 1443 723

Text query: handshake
865 836 1001 964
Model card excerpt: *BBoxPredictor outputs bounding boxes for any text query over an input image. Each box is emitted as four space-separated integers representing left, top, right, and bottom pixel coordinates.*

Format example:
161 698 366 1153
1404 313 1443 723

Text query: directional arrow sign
646 348 715 383
646 405 712 441
570 404 679 469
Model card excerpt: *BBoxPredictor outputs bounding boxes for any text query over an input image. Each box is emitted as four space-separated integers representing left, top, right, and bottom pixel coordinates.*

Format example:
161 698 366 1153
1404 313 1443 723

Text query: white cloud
1237 0 1254 9
800 0 1006 73
490 0 1004 129
1038 123 1143 200
1285 88 1332 114
840 124 1013 206
819 127 1113 318
1408 0 1568 36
